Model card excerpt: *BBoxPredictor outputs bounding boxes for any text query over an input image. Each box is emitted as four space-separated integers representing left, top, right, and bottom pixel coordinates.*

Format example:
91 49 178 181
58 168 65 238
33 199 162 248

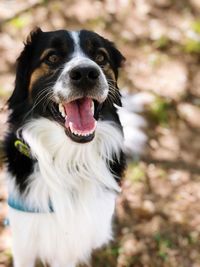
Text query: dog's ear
26 27 42 45
108 42 125 69
8 27 42 108
103 38 125 79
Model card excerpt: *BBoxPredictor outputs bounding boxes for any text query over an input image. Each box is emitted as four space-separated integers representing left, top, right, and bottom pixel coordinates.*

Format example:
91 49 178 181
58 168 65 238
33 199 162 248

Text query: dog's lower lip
65 128 95 143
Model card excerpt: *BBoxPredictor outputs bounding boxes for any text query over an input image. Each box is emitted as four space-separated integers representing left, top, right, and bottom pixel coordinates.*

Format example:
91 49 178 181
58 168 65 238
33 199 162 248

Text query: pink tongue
63 98 96 133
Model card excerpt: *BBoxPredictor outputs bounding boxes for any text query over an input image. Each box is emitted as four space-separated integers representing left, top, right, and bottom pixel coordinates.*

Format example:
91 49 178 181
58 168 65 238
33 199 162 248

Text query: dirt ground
0 0 200 266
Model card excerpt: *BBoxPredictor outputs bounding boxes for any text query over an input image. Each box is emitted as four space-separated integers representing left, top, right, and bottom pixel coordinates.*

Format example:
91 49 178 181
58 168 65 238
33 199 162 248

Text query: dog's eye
95 52 107 64
46 54 60 64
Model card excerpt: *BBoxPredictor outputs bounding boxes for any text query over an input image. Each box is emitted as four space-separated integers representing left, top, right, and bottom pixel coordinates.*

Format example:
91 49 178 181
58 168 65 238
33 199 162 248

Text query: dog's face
9 28 125 143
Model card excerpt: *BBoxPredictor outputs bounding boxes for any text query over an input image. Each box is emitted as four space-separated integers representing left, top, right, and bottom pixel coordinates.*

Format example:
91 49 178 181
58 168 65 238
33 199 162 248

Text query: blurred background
0 0 200 266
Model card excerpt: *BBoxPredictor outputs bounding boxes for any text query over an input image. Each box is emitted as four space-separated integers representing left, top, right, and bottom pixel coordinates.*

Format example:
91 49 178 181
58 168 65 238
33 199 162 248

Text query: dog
4 28 126 267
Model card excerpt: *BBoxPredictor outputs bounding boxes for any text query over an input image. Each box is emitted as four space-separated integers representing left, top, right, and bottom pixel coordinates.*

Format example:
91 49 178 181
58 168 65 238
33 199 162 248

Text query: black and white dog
4 28 126 267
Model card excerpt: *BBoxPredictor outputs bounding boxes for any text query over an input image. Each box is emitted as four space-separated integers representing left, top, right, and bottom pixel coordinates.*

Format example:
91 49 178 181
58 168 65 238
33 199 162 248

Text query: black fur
4 29 126 193
4 132 34 193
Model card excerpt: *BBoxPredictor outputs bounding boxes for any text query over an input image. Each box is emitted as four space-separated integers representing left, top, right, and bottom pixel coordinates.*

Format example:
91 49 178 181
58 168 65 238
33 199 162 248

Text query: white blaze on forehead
53 30 109 101
69 31 85 57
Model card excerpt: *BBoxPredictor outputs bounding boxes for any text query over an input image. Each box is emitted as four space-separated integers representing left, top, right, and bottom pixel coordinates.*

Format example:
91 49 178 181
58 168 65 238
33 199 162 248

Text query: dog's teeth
59 104 66 117
91 101 94 115
69 121 96 137
61 111 65 117
58 103 63 113
69 122 73 132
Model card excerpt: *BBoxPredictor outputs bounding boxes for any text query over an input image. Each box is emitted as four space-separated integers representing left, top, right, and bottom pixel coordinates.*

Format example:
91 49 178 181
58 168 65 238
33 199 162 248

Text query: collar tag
14 140 31 158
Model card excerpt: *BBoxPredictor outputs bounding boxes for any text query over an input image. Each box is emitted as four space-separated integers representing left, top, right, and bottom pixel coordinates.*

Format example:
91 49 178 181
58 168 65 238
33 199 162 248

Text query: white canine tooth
59 103 66 117
91 101 95 115
59 103 62 112
59 104 63 113
69 122 73 132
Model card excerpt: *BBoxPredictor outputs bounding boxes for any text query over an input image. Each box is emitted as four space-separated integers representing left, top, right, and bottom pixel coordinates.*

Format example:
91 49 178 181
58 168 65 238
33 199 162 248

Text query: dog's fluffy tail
117 90 154 158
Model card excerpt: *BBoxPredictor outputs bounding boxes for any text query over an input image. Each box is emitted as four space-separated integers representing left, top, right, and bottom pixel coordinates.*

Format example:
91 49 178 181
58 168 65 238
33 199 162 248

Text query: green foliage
9 16 29 29
149 96 171 125
154 233 172 261
191 20 200 34
188 232 199 244
183 38 200 54
154 36 170 49
42 0 49 4
183 20 200 54
92 244 119 267
126 163 145 183
103 246 120 257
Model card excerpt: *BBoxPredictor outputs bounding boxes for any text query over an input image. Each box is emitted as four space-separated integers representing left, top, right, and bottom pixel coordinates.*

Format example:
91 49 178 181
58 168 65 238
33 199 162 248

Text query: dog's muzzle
69 66 100 89
52 58 108 143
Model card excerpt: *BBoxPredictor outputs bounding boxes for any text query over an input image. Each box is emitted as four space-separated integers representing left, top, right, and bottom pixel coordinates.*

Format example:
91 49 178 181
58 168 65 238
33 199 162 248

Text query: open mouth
52 97 102 143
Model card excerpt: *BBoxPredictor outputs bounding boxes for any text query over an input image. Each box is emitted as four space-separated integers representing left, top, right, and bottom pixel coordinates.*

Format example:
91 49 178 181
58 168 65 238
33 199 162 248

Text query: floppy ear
108 42 126 69
8 27 42 108
101 36 125 68
103 38 125 79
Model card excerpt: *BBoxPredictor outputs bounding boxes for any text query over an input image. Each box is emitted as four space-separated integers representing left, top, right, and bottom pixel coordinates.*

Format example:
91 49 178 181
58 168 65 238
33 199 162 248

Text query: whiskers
23 85 55 123
22 67 65 122
98 65 120 106
107 79 121 106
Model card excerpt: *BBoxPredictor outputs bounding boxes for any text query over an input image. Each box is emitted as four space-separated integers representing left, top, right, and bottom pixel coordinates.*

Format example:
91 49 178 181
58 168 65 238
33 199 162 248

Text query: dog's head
9 28 125 143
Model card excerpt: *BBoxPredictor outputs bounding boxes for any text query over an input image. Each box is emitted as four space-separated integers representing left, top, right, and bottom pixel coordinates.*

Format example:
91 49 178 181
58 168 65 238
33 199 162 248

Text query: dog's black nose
69 66 100 87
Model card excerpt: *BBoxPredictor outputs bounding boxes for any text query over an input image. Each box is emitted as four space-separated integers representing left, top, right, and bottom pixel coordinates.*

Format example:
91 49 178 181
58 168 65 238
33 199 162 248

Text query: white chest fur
9 182 116 267
8 118 123 267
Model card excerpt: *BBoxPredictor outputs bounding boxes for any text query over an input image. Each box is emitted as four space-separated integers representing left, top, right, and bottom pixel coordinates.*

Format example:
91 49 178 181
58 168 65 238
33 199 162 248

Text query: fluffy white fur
119 90 148 157
8 118 123 267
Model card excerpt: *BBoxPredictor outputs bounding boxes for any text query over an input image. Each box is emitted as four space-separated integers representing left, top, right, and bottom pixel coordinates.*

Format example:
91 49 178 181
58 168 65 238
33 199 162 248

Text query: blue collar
8 196 54 213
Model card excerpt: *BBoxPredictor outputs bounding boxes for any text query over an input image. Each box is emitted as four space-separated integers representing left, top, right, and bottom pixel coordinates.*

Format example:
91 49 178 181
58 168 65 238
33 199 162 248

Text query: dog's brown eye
95 52 107 64
47 54 60 64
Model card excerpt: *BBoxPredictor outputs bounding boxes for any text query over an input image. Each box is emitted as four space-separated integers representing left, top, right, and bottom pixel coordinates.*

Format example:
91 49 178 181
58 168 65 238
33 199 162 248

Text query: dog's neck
8 117 123 214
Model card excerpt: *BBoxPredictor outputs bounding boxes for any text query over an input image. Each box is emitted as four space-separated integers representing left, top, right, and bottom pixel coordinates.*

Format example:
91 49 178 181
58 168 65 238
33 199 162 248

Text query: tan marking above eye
40 48 55 60
99 48 109 57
